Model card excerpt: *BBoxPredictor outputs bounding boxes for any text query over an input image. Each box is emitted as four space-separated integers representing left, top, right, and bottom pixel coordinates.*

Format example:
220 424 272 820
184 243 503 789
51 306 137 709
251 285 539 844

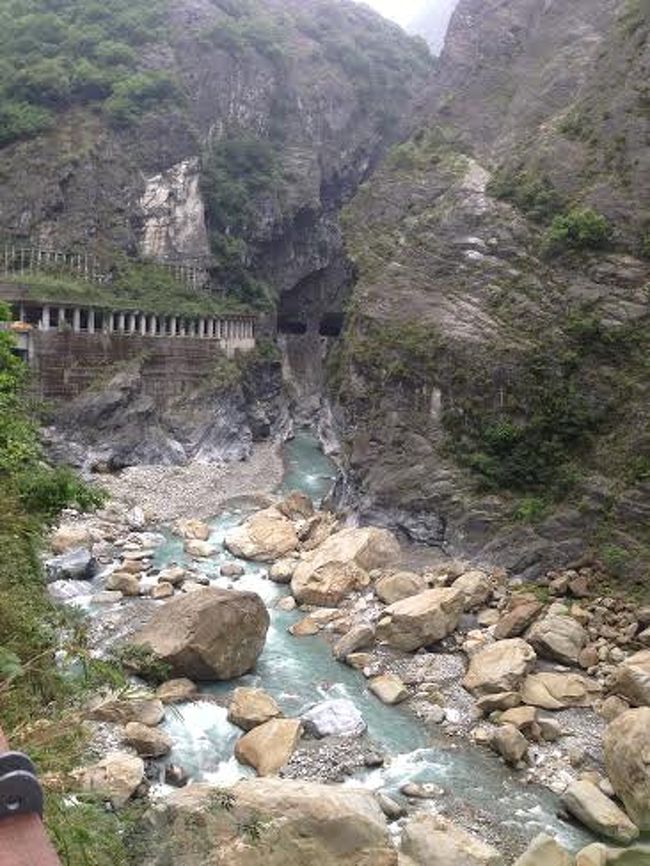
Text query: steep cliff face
332 0 650 585
0 0 432 308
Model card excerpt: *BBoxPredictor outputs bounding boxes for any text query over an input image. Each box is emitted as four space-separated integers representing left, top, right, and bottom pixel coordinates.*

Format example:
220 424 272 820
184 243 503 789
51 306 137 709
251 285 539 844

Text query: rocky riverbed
42 439 650 866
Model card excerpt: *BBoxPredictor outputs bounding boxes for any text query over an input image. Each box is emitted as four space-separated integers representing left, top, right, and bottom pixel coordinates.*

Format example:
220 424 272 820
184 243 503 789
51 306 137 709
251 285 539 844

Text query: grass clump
487 169 563 222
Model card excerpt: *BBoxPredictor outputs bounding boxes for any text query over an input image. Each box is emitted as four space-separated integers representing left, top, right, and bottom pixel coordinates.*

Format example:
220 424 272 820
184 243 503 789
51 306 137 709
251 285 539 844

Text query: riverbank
95 441 283 523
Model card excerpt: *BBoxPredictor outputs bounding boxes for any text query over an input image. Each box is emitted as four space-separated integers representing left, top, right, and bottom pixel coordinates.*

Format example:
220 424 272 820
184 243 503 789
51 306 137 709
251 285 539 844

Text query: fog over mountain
406 0 461 53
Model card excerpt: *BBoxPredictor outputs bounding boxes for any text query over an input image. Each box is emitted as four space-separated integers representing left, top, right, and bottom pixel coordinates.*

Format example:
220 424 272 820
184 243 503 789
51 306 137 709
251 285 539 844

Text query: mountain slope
331 0 650 587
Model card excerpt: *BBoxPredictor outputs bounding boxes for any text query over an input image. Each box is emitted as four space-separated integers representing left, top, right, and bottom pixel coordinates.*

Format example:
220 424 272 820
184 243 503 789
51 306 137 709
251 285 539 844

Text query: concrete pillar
149 315 157 337
19 303 25 323
169 316 176 336
139 315 146 336
73 308 81 332
128 313 136 334
198 318 206 338
118 312 125 333
41 305 50 330
88 309 95 334
180 320 186 337
59 307 66 329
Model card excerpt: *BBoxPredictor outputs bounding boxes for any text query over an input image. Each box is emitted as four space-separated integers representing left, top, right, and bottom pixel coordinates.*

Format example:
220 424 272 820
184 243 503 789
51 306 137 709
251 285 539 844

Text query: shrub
17 466 107 520
104 71 180 127
488 169 562 222
544 208 610 254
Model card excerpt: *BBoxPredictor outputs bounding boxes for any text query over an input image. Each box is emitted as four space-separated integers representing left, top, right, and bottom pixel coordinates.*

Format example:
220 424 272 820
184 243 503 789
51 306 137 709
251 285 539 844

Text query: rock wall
330 0 650 583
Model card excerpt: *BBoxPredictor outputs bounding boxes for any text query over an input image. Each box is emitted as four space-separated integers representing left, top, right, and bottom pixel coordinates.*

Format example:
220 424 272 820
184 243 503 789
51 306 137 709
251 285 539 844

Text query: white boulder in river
301 698 366 738
132 587 269 680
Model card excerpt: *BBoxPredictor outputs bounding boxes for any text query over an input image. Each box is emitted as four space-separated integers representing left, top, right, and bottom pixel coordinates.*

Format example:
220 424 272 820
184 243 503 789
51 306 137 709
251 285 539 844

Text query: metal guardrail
0 727 61 866
1 243 209 291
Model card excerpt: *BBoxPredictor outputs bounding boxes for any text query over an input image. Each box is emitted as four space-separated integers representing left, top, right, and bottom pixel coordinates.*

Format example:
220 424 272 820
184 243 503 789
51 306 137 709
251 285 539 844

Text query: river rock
611 650 650 706
452 570 492 611
463 639 536 696
562 780 639 844
494 601 543 640
234 718 302 775
277 491 314 520
133 587 269 680
302 698 366 738
50 525 92 554
603 708 650 831
596 695 630 723
575 844 608 866
150 582 174 600
183 539 216 558
92 590 123 604
527 613 587 665
333 624 375 660
604 844 650 864
491 724 528 765
174 519 210 541
375 571 427 605
156 678 198 704
513 834 573 866
369 674 408 705
291 526 400 606
124 722 173 757
220 562 245 577
521 672 602 709
106 572 141 596
72 751 144 807
225 507 299 562
476 692 522 713
86 693 165 726
143 777 396 866
45 548 96 582
157 566 186 587
400 813 503 865
376 587 465 652
269 557 298 583
228 687 282 731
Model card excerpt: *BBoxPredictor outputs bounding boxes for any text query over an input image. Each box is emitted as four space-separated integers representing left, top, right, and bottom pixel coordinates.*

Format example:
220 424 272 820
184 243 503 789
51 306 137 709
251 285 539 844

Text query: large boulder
155 678 197 704
611 650 650 706
376 587 465 652
277 491 314 521
292 527 400 606
45 548 96 582
463 639 536 696
513 834 572 866
521 672 602 710
369 674 409 705
132 587 269 680
227 687 282 731
527 613 587 665
234 718 302 776
333 624 375 660
494 601 543 640
451 570 492 611
302 698 366 738
86 693 164 727
603 708 650 831
141 778 397 866
562 780 639 844
225 507 299 562
375 572 428 605
72 752 144 808
491 724 528 765
124 722 173 758
400 814 503 865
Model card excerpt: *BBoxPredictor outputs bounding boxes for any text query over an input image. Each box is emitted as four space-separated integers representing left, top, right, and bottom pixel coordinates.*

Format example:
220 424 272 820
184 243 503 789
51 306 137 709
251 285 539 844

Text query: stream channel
79 430 595 854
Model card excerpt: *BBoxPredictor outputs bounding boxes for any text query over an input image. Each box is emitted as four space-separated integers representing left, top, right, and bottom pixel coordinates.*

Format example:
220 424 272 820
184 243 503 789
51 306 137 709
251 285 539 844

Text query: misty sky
358 0 424 27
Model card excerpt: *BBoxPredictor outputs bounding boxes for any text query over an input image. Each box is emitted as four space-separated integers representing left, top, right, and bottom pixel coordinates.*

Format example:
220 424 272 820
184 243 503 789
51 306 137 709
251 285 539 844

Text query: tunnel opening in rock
319 313 344 337
277 317 308 335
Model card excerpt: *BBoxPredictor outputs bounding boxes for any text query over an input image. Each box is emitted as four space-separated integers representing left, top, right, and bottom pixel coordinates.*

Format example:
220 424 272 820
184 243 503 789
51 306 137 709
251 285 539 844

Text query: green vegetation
329 318 440 414
201 136 283 308
487 169 563 222
0 0 179 145
0 301 139 863
110 643 171 686
6 258 250 317
544 207 610 254
387 125 467 174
